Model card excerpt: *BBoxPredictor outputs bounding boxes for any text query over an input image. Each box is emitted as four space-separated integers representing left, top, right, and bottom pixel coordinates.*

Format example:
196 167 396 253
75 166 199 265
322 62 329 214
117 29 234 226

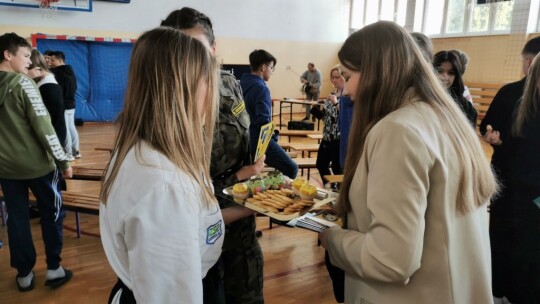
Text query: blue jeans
251 133 298 179
64 109 79 155
0 169 65 276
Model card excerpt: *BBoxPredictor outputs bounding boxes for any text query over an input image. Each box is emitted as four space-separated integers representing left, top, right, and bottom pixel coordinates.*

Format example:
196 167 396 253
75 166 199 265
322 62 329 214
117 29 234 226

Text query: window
350 0 408 29
422 0 514 37
350 0 514 37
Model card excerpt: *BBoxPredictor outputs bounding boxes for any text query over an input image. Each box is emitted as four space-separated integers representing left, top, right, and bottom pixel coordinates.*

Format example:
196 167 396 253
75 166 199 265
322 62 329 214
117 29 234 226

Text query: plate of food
223 172 334 222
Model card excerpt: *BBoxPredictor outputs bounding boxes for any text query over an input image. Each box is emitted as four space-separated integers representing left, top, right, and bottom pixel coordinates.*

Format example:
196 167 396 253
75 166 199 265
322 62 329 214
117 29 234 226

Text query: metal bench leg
269 217 273 229
75 211 81 238
307 168 311 180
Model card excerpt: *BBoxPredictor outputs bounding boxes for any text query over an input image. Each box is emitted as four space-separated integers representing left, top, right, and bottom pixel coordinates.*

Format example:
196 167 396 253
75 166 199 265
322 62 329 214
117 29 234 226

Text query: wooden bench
465 82 504 127
278 129 322 142
0 180 101 238
71 166 104 181
289 143 320 158
324 174 343 184
294 157 318 180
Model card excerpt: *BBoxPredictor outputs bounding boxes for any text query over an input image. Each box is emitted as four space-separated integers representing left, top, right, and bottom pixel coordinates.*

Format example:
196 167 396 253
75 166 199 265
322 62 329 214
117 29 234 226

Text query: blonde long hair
513 54 540 137
338 21 497 214
100 27 219 206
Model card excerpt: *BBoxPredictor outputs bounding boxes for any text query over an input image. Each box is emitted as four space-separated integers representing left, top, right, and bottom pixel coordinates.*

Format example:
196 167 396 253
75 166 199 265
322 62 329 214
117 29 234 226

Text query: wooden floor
0 114 494 303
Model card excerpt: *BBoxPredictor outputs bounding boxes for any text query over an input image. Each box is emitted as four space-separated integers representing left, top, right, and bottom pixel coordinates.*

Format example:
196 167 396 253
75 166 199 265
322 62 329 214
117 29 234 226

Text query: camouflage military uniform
208 70 264 304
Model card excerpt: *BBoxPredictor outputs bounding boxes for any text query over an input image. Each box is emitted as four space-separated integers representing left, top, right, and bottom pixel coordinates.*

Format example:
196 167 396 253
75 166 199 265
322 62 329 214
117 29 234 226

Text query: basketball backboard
0 0 92 12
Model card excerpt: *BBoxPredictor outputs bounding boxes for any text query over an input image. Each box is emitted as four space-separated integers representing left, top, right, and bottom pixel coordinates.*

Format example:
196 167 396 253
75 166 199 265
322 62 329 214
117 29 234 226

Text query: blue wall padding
37 39 133 122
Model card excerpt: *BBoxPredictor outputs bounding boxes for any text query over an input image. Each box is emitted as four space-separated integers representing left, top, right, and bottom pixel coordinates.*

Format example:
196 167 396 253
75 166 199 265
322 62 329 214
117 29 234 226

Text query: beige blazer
326 98 493 304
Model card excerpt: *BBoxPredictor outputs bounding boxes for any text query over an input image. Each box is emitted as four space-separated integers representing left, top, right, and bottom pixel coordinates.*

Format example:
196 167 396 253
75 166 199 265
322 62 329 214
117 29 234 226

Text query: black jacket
51 65 77 109
479 78 526 177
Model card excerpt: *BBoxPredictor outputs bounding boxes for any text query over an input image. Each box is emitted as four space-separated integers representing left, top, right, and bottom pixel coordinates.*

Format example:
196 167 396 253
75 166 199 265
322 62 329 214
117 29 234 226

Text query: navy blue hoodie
239 73 272 138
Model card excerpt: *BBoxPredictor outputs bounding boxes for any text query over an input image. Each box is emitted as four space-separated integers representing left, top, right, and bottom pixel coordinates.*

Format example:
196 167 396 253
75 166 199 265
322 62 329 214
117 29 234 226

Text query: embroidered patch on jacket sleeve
206 220 223 244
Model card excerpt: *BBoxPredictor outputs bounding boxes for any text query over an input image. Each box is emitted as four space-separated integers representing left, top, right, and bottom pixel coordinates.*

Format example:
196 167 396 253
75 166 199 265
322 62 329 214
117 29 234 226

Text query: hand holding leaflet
254 122 274 161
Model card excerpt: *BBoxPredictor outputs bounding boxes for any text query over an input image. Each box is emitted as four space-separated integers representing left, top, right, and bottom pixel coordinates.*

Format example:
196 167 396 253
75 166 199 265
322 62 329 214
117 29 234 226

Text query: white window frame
350 0 407 30
422 0 513 38
350 0 513 36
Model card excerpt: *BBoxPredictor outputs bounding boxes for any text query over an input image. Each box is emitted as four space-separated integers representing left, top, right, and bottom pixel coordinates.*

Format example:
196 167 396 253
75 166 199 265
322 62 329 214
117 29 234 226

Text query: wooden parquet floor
0 117 339 304
0 113 493 303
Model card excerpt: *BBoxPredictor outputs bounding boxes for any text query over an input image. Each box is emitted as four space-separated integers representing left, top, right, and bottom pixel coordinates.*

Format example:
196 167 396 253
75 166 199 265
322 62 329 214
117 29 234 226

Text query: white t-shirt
100 141 224 303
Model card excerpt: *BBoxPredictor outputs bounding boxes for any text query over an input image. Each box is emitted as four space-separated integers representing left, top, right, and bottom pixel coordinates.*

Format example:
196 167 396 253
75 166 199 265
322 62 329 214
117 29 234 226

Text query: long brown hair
100 27 219 206
338 21 497 214
513 54 540 137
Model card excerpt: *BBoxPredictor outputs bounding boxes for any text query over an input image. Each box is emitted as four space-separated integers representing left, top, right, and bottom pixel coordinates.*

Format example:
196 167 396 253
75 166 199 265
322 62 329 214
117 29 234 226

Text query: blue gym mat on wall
36 39 133 122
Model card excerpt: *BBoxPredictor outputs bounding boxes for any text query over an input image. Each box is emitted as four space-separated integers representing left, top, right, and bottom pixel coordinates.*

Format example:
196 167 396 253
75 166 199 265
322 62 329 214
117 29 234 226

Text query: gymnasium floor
0 113 493 303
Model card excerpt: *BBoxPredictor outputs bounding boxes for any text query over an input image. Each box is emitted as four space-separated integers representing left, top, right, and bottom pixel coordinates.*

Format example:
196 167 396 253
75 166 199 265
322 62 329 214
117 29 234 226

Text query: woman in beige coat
319 21 498 304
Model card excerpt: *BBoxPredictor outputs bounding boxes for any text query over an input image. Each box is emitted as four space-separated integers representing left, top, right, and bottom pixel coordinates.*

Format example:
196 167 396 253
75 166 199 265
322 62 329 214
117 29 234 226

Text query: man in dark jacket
50 51 80 160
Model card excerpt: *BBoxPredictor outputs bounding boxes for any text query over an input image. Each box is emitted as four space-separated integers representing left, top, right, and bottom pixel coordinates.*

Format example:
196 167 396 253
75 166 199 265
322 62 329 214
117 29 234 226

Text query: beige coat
326 100 493 304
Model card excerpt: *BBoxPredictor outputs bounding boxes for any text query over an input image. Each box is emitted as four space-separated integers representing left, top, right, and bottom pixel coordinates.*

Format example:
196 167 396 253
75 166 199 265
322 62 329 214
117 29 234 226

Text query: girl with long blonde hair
319 21 497 304
99 27 221 304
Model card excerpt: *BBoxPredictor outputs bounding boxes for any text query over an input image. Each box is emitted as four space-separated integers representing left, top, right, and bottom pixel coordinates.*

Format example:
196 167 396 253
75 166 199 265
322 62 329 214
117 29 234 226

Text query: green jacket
0 71 70 179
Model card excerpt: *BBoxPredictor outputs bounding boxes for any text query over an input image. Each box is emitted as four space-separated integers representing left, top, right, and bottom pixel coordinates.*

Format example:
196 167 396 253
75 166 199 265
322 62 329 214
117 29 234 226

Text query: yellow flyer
254 122 274 161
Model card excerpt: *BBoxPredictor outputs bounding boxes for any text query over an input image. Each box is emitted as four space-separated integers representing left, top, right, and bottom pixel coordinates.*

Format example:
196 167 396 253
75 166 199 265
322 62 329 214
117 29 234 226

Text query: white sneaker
66 154 75 161
74 151 81 159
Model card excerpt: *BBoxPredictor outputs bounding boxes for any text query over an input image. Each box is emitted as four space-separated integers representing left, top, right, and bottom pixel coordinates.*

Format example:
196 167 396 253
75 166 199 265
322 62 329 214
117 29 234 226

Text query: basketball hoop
37 0 60 19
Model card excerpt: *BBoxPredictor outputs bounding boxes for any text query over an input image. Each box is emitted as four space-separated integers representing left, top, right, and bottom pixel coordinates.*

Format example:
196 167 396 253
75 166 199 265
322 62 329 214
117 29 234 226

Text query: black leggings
316 139 341 184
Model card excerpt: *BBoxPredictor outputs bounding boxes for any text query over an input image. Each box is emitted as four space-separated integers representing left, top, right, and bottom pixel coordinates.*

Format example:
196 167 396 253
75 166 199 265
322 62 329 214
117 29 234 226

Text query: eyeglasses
266 64 275 72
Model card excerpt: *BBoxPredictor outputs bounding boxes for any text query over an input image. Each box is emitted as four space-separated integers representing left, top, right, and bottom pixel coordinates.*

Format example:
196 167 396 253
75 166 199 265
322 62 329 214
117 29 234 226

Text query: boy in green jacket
0 32 73 292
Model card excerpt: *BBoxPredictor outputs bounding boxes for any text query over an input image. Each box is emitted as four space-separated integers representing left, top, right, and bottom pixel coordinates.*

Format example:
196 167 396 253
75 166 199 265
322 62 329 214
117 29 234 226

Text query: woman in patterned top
315 66 343 185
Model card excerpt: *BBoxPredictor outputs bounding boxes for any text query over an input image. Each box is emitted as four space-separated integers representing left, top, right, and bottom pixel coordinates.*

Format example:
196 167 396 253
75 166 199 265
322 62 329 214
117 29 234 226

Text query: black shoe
45 269 73 289
302 116 310 121
256 230 263 238
16 271 34 292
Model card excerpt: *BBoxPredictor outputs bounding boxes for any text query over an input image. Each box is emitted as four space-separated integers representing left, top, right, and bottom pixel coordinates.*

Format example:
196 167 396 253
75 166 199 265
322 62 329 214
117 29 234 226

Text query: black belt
109 278 136 304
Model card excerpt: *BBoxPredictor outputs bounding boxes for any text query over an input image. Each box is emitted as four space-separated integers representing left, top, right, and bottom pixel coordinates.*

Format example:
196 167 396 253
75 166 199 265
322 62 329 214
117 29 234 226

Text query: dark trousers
316 139 341 184
251 135 298 179
0 169 65 276
203 262 226 304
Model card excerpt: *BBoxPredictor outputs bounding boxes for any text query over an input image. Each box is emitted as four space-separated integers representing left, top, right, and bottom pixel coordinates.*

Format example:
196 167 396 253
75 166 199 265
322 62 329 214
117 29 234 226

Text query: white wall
0 0 350 43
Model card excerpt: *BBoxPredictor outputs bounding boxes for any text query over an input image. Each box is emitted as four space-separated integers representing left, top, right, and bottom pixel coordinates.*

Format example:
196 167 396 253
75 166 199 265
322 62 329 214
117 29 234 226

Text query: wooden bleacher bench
278 129 322 142
289 143 320 158
0 180 100 238
71 166 104 181
294 157 317 180
465 81 504 127
324 174 343 184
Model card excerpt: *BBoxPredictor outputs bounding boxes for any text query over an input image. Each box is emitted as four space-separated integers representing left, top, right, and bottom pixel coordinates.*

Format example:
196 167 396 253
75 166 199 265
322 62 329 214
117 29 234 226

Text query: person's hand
301 79 307 84
63 167 73 179
318 227 336 248
328 94 338 104
235 155 266 181
483 125 502 145
251 155 266 176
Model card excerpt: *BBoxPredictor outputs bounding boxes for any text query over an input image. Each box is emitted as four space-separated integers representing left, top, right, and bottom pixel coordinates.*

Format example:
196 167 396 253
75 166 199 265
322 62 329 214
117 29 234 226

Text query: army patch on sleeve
232 101 246 117
206 220 223 244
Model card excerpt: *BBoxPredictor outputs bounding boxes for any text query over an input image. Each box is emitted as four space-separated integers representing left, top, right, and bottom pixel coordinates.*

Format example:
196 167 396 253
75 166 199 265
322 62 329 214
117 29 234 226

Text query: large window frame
350 0 514 37
422 0 514 38
350 0 408 30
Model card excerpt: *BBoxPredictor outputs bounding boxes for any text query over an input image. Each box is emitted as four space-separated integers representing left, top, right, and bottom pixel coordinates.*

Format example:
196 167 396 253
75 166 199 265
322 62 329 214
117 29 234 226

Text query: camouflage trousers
203 213 264 304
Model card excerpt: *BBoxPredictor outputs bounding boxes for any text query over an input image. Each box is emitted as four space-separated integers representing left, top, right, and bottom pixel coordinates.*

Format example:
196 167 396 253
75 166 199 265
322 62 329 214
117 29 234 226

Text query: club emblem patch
206 220 223 244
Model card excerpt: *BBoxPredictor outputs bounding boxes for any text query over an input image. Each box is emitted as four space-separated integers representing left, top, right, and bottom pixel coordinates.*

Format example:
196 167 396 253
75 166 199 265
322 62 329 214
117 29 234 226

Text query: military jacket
211 70 251 201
